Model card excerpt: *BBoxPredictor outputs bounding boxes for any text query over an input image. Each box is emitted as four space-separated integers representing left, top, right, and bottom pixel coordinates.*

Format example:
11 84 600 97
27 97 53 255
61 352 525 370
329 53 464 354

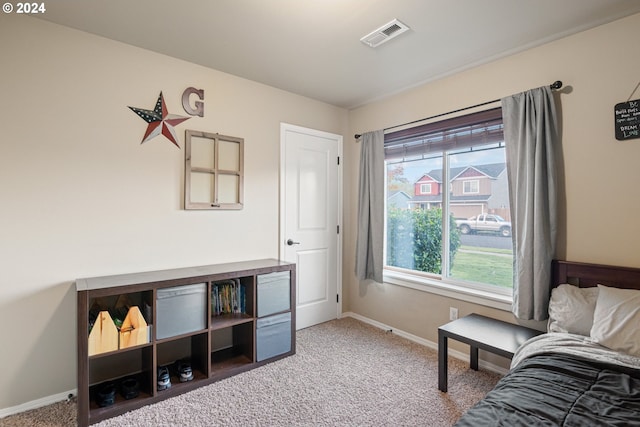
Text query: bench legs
470 346 478 370
439 330 480 393
438 331 447 392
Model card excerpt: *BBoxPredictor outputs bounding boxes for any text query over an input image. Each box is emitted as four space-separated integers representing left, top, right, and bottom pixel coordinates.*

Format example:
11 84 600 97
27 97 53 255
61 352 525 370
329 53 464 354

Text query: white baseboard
341 311 508 376
0 389 76 419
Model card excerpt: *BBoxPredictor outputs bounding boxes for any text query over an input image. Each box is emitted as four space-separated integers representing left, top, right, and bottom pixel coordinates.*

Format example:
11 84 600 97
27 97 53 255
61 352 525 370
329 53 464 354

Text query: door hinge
337 156 340 165
337 294 339 303
337 225 340 234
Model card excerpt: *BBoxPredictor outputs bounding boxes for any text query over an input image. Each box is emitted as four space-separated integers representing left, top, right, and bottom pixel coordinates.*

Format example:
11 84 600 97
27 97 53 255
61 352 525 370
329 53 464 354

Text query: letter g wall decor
128 88 205 147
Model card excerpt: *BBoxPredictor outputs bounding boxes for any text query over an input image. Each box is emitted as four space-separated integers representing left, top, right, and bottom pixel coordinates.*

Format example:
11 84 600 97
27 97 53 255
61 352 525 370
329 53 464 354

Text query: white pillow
547 284 599 336
590 285 640 357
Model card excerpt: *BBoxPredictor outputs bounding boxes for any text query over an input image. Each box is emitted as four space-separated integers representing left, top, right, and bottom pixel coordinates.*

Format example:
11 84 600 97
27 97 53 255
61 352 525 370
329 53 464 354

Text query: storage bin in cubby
256 311 291 362
257 271 290 317
156 283 207 340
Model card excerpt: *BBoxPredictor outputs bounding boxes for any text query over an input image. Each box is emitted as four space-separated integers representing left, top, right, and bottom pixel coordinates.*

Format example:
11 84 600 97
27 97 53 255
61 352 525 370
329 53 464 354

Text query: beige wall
344 13 640 361
2 10 640 413
0 16 348 409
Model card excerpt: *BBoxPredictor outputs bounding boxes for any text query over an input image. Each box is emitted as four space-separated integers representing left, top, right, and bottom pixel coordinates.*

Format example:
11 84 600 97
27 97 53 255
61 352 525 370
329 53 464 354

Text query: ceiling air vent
360 19 410 48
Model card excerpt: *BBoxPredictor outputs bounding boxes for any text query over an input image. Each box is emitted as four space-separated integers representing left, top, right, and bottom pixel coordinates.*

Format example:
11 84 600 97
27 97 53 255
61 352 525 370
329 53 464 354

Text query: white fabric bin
156 283 207 340
257 271 290 317
256 312 291 362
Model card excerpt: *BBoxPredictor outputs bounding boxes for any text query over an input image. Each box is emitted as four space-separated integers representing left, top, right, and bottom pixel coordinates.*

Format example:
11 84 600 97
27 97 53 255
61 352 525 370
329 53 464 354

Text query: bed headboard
552 260 640 290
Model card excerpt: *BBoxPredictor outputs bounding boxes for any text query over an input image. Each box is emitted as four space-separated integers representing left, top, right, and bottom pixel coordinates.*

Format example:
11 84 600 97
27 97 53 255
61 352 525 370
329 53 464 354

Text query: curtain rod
354 80 563 140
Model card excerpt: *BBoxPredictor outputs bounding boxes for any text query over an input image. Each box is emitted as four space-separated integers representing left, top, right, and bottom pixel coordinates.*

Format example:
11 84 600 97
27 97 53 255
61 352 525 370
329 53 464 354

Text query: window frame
420 183 432 194
184 130 244 210
383 267 512 311
382 107 513 304
462 179 480 194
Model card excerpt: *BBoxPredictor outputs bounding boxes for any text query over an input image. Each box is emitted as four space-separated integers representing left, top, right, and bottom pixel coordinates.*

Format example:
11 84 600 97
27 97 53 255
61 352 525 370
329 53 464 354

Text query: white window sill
383 269 513 312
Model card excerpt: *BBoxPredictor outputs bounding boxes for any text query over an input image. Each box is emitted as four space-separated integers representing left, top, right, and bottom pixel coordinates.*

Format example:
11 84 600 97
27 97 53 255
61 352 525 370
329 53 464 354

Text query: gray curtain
355 130 385 283
502 86 558 321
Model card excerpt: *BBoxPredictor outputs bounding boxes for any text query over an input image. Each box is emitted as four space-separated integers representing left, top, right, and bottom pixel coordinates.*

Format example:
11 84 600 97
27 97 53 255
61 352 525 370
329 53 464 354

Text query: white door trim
279 122 343 321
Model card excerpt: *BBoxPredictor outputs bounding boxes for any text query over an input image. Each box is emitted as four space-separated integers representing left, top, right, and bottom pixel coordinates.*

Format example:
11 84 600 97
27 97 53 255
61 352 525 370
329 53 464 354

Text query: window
384 107 512 295
420 183 432 194
463 180 479 194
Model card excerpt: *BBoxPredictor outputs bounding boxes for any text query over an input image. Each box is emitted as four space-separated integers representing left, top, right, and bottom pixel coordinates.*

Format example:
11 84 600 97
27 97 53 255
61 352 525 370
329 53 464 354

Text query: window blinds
384 107 503 161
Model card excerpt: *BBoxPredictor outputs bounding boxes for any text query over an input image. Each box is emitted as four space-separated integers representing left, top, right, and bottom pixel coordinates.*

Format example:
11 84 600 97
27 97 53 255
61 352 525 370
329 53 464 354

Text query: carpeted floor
0 317 499 426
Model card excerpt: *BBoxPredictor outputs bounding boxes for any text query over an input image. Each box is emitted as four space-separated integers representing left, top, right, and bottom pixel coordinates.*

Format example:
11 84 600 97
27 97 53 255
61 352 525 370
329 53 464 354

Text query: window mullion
441 152 450 277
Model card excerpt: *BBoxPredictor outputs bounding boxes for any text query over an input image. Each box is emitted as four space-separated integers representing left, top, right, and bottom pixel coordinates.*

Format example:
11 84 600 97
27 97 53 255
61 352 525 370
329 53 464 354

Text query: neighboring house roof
451 163 506 180
422 163 506 183
388 191 412 208
423 170 443 183
415 173 441 183
388 190 411 199
423 166 465 183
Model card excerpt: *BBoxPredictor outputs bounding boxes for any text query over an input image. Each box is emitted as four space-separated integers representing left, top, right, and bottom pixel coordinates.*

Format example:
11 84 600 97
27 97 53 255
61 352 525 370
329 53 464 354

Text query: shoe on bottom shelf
157 366 171 391
121 376 140 400
96 382 116 407
176 359 194 382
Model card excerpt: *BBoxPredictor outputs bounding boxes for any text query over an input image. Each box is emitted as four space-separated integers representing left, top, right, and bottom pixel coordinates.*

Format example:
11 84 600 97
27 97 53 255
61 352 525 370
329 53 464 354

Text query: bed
454 260 640 426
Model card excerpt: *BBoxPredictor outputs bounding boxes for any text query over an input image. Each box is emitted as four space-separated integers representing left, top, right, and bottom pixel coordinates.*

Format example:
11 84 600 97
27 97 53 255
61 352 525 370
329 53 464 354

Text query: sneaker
157 366 171 391
121 377 139 400
176 359 194 382
96 382 116 407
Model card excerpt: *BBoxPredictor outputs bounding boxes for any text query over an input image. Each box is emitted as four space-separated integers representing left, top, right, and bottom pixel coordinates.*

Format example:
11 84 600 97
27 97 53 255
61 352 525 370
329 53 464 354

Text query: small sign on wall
615 99 640 141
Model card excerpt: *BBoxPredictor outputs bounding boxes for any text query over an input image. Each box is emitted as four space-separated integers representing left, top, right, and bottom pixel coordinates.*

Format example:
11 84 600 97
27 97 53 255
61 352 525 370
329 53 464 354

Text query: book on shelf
212 279 246 316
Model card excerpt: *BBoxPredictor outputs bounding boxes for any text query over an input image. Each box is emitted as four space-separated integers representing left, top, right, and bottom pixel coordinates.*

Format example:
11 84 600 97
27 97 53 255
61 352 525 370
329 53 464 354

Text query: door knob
286 239 300 246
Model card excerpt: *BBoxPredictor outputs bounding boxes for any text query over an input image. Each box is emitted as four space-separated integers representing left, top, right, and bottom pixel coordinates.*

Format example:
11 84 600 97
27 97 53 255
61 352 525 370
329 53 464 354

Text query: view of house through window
384 108 513 293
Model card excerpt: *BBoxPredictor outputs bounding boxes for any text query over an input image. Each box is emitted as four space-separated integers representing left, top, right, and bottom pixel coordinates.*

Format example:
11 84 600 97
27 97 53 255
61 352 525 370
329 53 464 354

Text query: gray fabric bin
257 271 290 317
256 312 291 362
156 283 207 340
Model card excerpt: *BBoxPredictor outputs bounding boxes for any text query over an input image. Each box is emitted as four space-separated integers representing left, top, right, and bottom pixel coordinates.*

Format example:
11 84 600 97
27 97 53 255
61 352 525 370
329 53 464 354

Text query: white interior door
280 123 342 330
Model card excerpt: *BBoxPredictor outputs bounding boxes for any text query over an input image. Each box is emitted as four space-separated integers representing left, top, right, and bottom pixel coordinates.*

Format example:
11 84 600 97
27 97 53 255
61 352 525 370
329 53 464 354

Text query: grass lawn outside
450 247 513 288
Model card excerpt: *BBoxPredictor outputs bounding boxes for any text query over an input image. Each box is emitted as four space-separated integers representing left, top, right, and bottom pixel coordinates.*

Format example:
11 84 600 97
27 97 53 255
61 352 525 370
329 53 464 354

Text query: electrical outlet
449 307 459 321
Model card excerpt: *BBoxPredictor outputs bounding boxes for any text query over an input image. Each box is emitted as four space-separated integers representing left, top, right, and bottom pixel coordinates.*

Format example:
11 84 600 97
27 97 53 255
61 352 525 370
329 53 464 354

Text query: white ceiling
37 0 640 109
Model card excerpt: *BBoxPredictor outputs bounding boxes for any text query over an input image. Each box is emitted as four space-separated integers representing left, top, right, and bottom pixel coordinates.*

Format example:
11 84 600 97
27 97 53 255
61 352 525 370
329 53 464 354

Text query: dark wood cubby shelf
76 259 296 426
211 313 254 330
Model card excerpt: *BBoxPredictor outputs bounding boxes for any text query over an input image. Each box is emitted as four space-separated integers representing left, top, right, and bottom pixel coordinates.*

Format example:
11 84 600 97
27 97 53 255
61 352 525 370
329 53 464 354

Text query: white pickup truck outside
455 214 512 237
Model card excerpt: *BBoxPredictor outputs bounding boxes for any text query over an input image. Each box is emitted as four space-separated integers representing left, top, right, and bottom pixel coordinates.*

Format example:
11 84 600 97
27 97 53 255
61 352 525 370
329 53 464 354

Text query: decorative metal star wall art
128 92 190 148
